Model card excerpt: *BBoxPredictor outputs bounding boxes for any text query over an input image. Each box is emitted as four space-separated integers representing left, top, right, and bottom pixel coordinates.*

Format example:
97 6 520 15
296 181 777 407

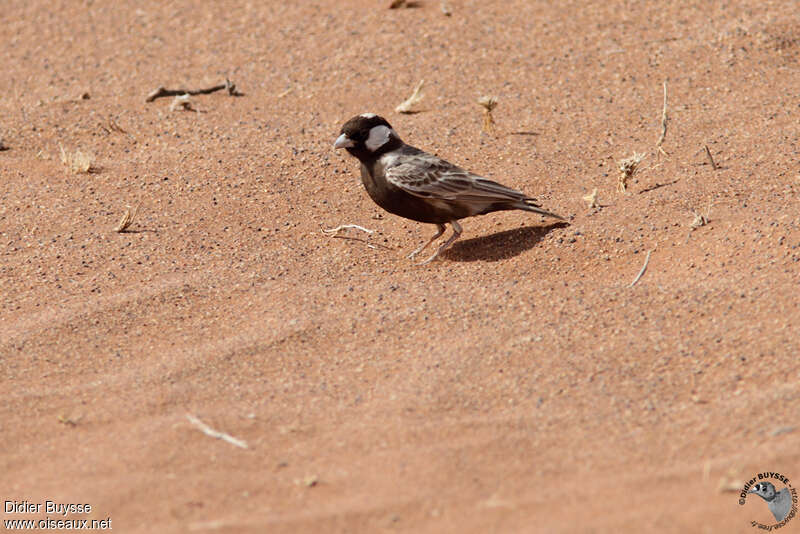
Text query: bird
333 113 566 264
749 482 792 522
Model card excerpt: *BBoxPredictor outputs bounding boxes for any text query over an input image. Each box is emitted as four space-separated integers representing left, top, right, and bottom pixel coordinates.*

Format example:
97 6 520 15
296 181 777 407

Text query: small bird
749 482 792 522
333 113 565 264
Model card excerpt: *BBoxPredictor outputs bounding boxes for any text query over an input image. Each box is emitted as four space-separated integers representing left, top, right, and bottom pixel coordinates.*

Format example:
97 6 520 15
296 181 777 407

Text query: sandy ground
2 0 799 532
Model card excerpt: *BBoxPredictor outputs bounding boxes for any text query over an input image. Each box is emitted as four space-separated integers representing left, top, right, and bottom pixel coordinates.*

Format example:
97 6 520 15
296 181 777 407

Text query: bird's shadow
445 222 569 262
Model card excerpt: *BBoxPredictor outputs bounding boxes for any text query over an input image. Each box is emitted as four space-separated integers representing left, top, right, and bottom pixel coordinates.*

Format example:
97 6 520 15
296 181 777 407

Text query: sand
2 0 799 532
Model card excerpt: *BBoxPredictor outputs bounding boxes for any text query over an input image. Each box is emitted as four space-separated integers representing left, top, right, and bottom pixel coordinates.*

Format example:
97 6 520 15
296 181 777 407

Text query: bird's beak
334 134 355 149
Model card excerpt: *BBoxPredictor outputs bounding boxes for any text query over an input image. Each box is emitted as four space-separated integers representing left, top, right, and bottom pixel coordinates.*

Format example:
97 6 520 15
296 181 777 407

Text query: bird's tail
519 198 567 221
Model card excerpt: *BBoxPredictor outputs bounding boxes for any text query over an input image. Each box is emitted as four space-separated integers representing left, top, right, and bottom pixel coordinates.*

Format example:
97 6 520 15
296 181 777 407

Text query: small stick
322 224 393 250
186 414 248 449
146 79 242 102
656 81 668 156
629 249 653 287
322 224 374 235
704 145 717 170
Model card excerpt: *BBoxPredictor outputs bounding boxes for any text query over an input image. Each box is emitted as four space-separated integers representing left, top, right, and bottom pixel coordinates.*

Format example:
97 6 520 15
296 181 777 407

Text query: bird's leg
407 223 446 259
419 220 462 265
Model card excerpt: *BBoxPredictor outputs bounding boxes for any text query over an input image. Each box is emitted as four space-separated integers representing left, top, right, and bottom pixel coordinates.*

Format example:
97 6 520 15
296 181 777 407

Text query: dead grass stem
395 80 425 114
478 96 498 134
115 202 141 233
59 144 95 174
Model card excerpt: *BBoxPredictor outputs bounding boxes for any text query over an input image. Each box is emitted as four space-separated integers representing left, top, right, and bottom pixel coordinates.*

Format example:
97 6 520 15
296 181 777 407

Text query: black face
334 114 398 161
339 114 393 144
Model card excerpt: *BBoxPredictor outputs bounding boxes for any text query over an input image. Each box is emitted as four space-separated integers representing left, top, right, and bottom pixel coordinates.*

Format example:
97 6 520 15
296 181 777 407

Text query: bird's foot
417 250 441 265
407 246 426 260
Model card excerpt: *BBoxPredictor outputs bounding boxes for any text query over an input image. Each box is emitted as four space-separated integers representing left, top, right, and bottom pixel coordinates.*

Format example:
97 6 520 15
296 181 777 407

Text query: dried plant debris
689 204 712 229
389 0 421 7
115 203 141 233
617 152 646 192
146 78 242 102
322 224 392 250
395 80 425 114
0 136 7 151
440 1 452 15
57 414 82 426
186 414 248 449
298 475 319 488
107 118 128 134
323 224 374 236
478 95 498 133
704 144 718 170
582 188 599 209
59 144 95 174
717 467 745 493
170 94 195 112
630 249 654 287
656 81 668 155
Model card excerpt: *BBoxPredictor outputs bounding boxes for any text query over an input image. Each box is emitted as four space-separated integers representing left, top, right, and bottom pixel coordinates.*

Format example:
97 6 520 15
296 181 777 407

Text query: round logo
739 472 797 529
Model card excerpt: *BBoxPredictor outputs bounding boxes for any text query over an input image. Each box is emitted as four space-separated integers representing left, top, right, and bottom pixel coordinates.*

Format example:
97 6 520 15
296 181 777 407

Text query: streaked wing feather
385 155 526 202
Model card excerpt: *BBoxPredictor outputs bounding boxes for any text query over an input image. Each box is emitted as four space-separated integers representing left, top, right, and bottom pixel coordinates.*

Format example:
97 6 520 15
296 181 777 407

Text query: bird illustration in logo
749 482 792 522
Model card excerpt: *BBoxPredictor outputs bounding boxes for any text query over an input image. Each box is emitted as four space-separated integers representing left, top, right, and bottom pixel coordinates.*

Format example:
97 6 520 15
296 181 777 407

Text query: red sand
2 1 799 532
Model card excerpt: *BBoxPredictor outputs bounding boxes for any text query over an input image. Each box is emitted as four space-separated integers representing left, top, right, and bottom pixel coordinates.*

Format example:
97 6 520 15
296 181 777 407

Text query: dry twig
389 0 421 7
704 145 718 170
629 249 653 287
656 81 668 156
323 224 374 235
395 80 425 114
146 79 242 102
322 224 392 251
186 414 248 449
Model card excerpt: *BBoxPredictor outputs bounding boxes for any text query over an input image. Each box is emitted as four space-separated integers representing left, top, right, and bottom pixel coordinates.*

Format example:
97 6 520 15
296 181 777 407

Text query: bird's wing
384 151 527 203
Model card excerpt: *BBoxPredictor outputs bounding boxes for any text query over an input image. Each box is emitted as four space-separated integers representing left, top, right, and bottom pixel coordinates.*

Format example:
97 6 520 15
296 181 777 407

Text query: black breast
359 162 461 224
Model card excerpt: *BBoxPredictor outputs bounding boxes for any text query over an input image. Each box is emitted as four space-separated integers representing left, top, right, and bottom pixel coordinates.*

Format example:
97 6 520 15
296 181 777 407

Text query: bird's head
334 113 402 160
749 482 777 501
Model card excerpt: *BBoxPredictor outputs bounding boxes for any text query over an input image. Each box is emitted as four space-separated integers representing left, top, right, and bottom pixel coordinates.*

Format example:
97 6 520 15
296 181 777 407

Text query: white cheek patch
365 125 394 152
360 113 377 119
